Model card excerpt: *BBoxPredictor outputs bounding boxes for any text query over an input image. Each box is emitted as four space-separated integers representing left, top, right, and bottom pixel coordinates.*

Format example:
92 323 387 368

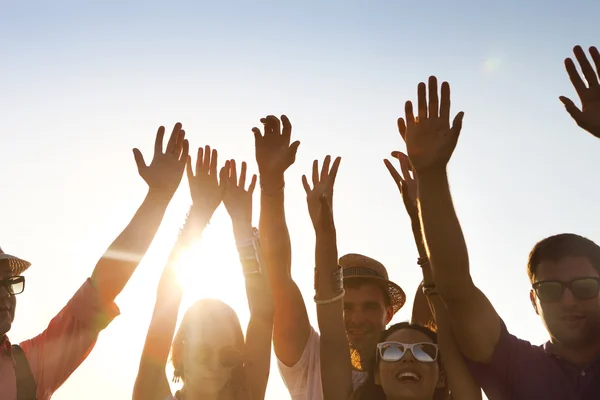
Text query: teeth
396 372 420 381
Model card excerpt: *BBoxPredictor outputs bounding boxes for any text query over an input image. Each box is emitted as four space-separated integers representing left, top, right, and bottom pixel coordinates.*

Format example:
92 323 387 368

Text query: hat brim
0 254 31 276
344 275 406 315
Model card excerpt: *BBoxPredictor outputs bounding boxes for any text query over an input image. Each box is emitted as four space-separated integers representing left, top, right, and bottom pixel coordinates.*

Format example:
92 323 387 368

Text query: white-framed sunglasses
377 341 439 363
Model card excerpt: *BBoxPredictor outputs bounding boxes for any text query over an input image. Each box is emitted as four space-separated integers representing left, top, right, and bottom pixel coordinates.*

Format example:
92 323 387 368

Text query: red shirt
0 278 120 400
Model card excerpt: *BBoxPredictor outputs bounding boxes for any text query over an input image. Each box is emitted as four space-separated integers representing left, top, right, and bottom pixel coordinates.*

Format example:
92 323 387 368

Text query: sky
2 0 600 399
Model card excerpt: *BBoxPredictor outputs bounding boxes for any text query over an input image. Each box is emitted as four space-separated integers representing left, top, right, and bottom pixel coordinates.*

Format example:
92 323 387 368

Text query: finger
202 146 211 175
440 82 451 121
261 117 274 137
565 57 588 98
240 162 247 188
281 114 292 144
384 159 403 187
428 76 439 118
219 163 229 187
574 45 599 87
590 46 600 78
154 126 165 155
289 141 301 163
417 82 427 121
397 118 407 141
311 159 319 186
196 147 204 175
166 123 182 154
186 156 194 182
172 130 185 156
252 127 262 145
398 152 412 181
248 174 257 194
405 101 415 129
301 175 311 194
132 149 146 172
451 112 465 139
230 159 237 184
267 115 281 136
321 155 332 182
559 96 585 123
180 139 189 163
210 149 218 177
329 157 341 186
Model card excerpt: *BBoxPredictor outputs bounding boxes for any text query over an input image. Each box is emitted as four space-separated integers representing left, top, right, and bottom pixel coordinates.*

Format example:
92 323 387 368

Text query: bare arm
133 209 211 400
222 160 274 400
253 115 310 367
303 157 352 400
402 77 500 363
386 151 481 399
91 124 189 304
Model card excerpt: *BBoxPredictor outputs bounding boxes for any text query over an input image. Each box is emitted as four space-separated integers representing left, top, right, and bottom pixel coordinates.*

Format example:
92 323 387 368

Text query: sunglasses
193 344 243 368
0 276 25 295
377 341 439 363
532 277 600 303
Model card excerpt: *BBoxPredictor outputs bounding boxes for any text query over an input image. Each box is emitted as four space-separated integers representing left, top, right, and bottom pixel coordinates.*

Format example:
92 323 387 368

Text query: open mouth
396 371 421 383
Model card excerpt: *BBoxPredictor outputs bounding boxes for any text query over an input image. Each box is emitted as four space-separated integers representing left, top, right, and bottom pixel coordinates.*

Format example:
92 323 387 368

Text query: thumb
289 141 301 162
559 96 585 122
451 112 465 138
132 149 147 174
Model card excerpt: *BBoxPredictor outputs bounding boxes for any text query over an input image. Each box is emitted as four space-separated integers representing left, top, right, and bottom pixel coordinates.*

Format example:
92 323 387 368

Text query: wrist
146 189 173 206
260 175 285 193
415 167 448 181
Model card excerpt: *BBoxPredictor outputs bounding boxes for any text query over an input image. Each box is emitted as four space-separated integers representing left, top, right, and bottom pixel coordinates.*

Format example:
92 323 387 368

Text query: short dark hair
527 233 600 282
344 278 392 308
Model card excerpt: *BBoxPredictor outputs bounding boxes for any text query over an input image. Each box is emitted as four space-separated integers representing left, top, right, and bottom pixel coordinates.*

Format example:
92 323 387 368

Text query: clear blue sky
2 1 600 399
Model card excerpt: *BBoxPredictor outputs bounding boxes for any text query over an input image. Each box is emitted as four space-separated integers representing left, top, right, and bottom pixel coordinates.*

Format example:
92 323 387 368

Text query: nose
560 288 579 307
0 284 10 299
400 348 416 363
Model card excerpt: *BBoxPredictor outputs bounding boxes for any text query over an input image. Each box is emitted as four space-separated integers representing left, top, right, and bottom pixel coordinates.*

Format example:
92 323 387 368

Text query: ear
530 290 539 315
436 366 447 388
385 305 394 325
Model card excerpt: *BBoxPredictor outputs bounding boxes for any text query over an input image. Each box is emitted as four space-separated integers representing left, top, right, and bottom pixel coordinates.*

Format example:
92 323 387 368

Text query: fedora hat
339 253 406 315
0 247 31 276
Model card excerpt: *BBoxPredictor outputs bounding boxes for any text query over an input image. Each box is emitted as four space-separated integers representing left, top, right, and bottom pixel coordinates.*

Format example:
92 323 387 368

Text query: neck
183 386 233 400
549 337 600 367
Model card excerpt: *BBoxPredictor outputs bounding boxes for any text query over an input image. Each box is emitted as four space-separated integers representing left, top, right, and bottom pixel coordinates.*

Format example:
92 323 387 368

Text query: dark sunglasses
0 276 25 295
377 341 439 363
194 344 242 368
532 277 600 303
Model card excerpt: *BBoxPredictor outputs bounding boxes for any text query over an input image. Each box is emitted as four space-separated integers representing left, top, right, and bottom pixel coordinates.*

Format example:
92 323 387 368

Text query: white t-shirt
277 326 368 400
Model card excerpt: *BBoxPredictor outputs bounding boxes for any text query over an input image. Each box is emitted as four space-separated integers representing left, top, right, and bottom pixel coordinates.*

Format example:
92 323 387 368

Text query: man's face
531 256 600 348
344 281 393 360
0 261 16 336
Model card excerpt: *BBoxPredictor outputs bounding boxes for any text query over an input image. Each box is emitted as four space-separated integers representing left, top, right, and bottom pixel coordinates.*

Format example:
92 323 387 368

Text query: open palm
221 159 257 225
400 76 464 174
186 145 223 216
302 155 341 232
560 45 600 138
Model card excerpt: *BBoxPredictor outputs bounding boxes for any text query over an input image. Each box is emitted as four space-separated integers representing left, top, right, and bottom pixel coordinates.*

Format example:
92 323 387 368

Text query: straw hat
0 247 31 276
339 253 406 315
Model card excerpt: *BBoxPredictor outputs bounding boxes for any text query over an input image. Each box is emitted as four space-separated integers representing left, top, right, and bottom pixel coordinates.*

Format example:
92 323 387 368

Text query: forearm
259 189 292 281
417 170 475 299
92 190 171 303
315 230 353 400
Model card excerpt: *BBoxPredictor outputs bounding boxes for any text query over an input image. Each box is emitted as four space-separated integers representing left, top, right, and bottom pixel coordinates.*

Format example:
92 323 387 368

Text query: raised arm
222 159 274 400
133 146 223 400
401 77 501 363
302 156 351 400
385 150 482 399
91 123 189 304
559 45 600 137
253 115 310 367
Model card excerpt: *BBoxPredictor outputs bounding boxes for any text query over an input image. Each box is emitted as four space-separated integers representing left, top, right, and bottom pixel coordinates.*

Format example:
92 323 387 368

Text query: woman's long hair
351 322 451 400
171 298 249 400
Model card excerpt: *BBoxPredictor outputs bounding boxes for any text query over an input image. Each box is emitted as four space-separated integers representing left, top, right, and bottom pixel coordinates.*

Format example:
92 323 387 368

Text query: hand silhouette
221 160 257 225
133 123 189 198
400 76 464 175
384 151 418 220
302 156 341 233
186 145 223 216
253 115 301 190
559 46 600 138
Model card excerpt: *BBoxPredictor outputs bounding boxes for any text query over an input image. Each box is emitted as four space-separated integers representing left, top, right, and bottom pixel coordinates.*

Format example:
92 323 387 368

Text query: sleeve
20 278 120 399
277 326 321 397
464 320 549 399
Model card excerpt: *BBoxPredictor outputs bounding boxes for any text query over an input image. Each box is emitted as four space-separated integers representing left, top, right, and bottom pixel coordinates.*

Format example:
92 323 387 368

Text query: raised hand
133 123 189 198
384 151 418 220
221 159 257 225
400 76 464 175
559 45 600 137
252 115 301 191
186 145 223 216
302 156 341 232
